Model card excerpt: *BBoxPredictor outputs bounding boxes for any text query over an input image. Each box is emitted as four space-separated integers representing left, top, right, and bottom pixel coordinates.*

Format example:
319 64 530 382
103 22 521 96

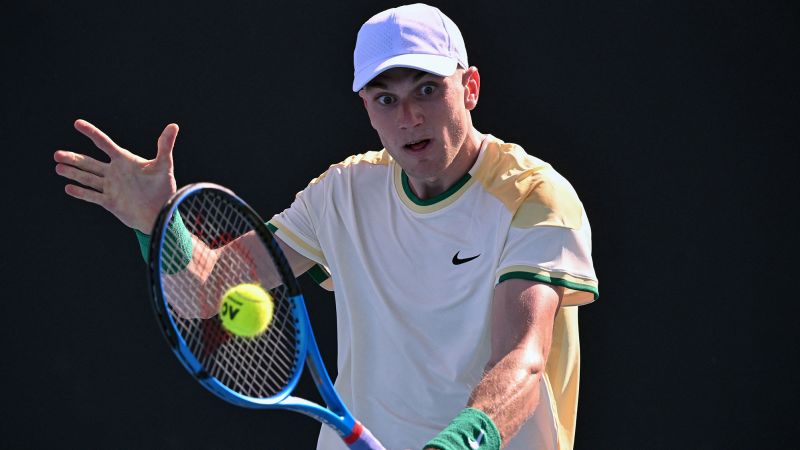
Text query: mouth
403 138 431 152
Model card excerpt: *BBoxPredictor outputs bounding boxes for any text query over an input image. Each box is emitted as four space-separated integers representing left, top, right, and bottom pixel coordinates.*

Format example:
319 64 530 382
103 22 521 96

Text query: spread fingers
55 163 105 192
73 119 123 158
54 150 106 176
63 184 105 206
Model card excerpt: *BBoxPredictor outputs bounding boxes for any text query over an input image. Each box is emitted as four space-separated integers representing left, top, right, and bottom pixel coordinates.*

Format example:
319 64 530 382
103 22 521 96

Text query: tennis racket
147 182 385 450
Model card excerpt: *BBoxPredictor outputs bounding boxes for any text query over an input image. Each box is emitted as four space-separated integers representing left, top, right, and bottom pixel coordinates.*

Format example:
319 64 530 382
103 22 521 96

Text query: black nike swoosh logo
452 251 480 265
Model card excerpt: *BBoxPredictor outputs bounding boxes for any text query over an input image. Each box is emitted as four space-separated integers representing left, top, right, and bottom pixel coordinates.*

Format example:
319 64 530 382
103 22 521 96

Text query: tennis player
54 4 598 450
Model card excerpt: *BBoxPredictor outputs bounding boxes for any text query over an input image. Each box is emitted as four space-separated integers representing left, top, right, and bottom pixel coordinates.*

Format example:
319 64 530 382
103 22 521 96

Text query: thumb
155 123 179 167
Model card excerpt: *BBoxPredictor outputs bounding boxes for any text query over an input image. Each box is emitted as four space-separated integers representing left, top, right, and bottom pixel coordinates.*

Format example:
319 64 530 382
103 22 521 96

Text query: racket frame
147 183 358 438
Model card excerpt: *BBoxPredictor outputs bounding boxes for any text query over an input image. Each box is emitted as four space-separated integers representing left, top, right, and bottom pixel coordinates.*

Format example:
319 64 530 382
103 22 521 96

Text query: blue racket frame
147 183 360 440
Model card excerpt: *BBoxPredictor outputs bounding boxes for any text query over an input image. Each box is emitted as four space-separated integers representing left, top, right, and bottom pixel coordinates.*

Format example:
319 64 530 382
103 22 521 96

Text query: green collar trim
400 170 473 206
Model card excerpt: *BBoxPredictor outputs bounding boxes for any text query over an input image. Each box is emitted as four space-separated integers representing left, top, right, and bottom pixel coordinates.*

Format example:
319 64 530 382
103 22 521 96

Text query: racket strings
161 191 302 399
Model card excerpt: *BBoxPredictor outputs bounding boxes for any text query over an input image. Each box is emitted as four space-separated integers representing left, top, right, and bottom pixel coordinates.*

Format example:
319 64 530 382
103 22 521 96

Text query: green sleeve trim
134 212 193 274
307 264 331 285
498 271 599 300
426 407 501 450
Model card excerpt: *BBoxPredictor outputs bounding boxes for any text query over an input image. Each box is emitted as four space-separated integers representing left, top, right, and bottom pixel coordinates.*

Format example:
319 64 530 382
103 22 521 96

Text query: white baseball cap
352 3 469 92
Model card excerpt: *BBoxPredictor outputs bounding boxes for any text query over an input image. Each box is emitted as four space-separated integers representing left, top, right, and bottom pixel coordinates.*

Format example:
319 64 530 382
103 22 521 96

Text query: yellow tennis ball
219 283 274 338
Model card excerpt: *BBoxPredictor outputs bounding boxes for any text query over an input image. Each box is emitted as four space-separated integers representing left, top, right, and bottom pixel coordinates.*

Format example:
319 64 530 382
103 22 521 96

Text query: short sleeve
268 187 336 291
267 184 326 263
496 209 598 306
267 151 392 293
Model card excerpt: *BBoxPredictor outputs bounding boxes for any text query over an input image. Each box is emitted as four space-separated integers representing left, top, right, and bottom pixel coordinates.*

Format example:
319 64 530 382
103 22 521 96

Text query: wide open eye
377 95 395 105
420 84 436 96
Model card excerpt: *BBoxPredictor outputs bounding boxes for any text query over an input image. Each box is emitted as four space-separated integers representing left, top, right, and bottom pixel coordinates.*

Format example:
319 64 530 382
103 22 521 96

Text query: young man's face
358 67 479 187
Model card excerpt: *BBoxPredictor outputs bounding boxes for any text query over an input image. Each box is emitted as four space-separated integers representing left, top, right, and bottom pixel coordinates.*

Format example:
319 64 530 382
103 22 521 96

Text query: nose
397 99 423 129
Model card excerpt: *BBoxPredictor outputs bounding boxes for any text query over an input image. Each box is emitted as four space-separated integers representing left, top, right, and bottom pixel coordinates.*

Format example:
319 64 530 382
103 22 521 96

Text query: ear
358 89 378 130
358 89 368 109
463 67 480 111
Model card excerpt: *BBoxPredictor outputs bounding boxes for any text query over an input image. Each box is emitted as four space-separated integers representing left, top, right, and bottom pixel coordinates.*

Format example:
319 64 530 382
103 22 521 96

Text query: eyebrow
365 70 431 90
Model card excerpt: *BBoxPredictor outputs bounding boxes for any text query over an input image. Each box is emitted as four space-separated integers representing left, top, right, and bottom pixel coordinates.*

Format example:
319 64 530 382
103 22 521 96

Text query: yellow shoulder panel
474 139 583 229
308 149 392 186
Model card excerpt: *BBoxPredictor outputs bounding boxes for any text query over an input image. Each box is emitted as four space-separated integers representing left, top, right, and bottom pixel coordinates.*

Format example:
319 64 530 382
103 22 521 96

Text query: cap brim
352 54 459 92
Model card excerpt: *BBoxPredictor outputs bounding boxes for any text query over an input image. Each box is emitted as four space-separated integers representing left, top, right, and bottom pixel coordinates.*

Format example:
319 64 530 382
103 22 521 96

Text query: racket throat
280 395 355 436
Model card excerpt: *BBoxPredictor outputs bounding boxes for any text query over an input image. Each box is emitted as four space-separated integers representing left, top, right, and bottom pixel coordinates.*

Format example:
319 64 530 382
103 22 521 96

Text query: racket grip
345 422 386 450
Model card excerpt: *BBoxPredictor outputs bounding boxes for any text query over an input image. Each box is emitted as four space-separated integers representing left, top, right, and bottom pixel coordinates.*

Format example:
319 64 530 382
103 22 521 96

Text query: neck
407 128 484 200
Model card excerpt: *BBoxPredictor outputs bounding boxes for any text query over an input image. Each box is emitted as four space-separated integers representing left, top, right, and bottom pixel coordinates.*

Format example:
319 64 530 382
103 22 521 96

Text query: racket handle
345 421 386 450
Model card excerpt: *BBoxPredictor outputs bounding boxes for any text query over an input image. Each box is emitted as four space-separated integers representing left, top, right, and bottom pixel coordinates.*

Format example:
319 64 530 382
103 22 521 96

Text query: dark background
3 0 797 448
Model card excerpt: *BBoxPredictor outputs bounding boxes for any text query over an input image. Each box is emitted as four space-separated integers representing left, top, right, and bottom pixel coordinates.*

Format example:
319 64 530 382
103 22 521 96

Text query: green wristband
425 407 501 450
135 228 152 261
134 212 193 273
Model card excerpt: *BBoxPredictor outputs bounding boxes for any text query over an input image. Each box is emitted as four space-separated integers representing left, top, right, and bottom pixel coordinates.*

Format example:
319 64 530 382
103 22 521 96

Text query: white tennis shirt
268 135 598 450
